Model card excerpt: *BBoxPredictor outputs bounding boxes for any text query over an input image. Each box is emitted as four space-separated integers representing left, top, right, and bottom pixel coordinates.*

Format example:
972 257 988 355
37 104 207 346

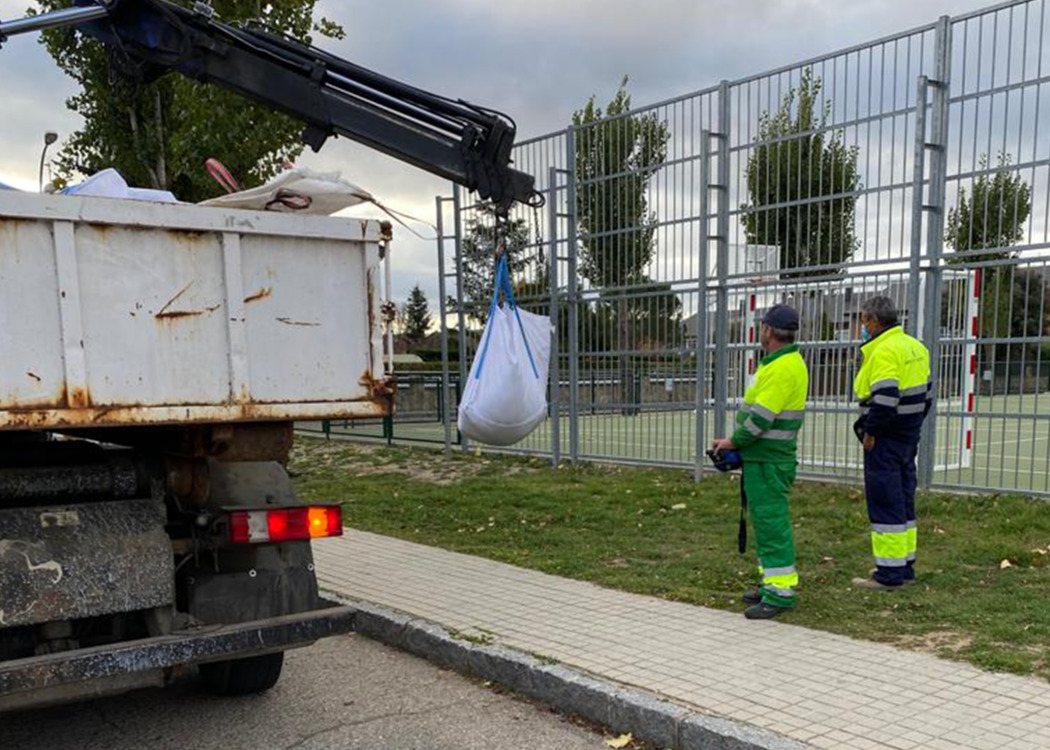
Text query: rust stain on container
67 387 91 409
0 397 392 430
359 371 397 402
366 271 376 375
155 281 194 317
155 304 221 321
275 317 320 327
243 287 273 304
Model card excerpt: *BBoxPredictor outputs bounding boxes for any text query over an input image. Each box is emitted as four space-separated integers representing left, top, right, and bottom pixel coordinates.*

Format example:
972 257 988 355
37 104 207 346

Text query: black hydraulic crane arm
0 0 539 215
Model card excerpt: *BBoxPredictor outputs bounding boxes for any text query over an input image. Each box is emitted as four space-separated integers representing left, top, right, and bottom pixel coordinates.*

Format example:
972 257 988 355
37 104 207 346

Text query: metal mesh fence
314 0 1050 497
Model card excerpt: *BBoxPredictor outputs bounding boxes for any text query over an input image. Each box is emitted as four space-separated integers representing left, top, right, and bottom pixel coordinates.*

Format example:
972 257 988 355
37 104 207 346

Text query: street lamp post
39 131 58 192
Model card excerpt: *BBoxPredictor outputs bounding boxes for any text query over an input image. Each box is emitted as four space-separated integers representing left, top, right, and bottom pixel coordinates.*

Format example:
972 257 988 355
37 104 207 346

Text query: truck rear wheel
199 652 284 695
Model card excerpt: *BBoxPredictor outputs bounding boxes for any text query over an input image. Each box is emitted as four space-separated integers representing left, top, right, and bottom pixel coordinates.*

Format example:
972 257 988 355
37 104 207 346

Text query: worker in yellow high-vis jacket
712 304 809 620
852 296 932 591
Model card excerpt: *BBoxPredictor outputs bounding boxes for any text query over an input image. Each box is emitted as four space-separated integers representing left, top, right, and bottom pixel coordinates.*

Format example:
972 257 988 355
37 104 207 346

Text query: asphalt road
0 634 618 750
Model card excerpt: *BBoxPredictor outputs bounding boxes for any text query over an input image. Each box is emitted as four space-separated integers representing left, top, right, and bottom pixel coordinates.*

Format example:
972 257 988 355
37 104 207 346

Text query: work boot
852 576 902 591
869 568 916 586
744 602 792 620
741 589 763 606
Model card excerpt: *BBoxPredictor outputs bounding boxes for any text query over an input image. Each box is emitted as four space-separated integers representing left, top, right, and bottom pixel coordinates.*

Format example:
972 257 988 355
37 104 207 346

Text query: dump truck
0 0 536 711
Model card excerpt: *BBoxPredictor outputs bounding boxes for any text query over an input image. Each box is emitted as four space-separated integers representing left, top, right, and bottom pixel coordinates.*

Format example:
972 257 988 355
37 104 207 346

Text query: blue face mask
860 326 872 343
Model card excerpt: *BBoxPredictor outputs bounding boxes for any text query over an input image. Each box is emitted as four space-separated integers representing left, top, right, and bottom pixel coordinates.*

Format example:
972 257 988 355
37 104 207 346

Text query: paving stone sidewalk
315 530 1050 750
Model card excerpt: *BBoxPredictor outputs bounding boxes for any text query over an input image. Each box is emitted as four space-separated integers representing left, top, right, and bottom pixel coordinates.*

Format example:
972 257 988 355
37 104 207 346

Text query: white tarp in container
199 167 370 215
62 168 178 203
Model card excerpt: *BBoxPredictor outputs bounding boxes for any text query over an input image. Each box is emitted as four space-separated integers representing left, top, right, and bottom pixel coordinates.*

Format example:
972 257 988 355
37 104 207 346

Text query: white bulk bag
458 257 551 446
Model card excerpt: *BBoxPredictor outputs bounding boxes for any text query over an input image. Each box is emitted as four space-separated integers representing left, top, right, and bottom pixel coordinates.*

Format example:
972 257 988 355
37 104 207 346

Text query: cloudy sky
0 0 1005 308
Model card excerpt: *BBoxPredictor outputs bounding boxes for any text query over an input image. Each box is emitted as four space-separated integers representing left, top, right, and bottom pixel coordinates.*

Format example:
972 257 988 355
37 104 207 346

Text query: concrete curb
323 593 806 750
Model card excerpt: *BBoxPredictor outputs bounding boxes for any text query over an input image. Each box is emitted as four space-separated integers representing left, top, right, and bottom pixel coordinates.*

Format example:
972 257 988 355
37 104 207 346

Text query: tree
402 285 432 347
573 77 680 412
946 153 1031 259
460 207 536 324
946 153 1033 361
34 1 344 202
743 68 861 276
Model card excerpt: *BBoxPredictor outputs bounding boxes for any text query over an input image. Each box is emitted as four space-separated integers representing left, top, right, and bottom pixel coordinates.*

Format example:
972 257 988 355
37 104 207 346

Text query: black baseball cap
763 304 800 331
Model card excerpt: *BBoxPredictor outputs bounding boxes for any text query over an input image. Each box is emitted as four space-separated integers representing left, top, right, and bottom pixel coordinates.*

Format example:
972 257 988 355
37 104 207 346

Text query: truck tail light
229 506 343 544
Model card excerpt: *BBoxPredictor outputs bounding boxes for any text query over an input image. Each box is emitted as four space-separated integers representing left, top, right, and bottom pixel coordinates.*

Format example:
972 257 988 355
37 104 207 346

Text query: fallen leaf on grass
605 734 633 749
1000 559 1013 569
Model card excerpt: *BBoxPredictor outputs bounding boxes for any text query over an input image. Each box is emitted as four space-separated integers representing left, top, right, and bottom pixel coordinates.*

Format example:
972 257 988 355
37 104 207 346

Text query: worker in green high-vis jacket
712 304 809 620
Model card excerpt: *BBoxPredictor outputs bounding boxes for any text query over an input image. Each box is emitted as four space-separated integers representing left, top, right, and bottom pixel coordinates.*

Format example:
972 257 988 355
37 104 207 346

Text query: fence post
548 166 562 467
695 130 713 482
435 195 453 454
919 16 953 488
712 80 732 438
452 185 470 453
566 126 580 464
908 77 930 339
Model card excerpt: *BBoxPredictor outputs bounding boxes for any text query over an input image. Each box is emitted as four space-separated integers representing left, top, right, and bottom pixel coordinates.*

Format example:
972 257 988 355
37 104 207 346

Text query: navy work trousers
863 435 918 587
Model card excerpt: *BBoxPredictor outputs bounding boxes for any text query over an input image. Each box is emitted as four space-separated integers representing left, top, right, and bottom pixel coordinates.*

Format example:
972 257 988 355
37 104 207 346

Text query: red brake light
229 511 250 544
228 505 342 544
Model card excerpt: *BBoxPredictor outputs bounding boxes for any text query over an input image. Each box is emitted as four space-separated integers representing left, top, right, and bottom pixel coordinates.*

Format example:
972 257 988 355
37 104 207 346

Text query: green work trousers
742 460 799 608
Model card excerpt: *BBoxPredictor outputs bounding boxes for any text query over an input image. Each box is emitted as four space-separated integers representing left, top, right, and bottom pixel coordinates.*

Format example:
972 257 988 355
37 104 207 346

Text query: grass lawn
290 436 1050 681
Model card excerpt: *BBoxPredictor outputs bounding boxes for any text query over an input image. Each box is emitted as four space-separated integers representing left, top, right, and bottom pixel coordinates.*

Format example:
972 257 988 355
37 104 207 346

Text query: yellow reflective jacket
854 326 932 440
732 344 809 463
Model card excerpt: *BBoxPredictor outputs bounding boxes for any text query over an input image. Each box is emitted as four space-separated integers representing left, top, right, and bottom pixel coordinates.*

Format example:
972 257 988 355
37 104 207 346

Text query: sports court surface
302 392 1050 496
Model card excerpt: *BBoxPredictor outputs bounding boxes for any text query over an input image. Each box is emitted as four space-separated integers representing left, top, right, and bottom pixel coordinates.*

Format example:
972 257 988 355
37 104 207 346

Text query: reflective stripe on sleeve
749 404 777 422
870 378 900 392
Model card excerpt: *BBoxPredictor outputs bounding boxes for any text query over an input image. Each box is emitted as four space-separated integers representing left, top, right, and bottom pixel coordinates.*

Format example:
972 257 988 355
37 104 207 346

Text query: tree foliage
572 78 682 410
573 76 669 290
34 0 343 202
946 153 1034 352
946 153 1032 259
460 209 537 324
744 68 861 276
402 284 433 347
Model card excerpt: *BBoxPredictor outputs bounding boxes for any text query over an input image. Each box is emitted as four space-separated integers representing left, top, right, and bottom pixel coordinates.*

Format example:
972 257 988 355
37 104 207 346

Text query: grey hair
860 296 899 327
767 326 797 344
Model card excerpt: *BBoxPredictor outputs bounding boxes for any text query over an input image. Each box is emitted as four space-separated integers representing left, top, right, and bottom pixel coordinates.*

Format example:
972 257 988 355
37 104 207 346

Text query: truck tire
199 652 284 695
